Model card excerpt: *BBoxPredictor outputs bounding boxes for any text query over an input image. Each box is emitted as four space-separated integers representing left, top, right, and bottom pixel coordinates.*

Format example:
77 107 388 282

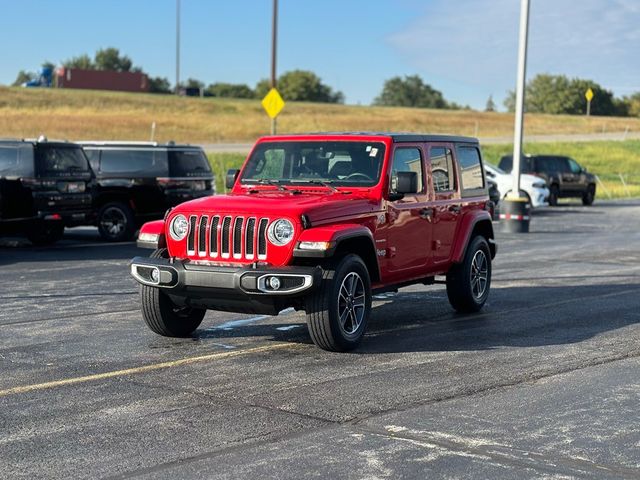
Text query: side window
568 158 582 174
391 147 423 193
555 157 571 173
456 146 484 190
430 147 456 193
0 146 19 173
100 149 160 175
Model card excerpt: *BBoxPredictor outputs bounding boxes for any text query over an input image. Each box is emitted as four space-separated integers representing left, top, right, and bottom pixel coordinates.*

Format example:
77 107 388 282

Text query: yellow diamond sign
261 88 285 119
585 88 594 102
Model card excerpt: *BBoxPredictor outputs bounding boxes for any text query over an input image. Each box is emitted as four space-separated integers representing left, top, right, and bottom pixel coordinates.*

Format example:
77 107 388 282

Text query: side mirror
389 171 418 201
225 169 239 189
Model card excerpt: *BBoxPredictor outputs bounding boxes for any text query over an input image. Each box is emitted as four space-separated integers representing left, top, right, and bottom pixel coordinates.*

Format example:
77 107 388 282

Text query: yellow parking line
0 343 292 398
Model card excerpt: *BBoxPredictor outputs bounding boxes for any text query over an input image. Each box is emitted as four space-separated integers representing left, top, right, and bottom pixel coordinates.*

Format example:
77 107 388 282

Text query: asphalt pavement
1 200 639 479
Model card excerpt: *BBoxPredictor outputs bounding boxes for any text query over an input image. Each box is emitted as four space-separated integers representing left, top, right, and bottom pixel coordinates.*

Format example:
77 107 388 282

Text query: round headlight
267 219 294 246
170 214 189 240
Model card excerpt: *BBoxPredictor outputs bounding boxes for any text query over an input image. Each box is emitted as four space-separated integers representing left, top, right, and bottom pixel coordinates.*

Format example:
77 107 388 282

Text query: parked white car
485 164 549 208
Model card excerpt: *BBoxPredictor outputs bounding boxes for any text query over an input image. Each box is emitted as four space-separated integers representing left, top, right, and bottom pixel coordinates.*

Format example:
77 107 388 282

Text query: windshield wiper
243 178 288 191
290 179 338 192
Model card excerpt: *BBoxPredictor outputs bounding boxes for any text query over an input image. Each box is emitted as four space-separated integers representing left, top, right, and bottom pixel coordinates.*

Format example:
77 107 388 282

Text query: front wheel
548 184 559 206
305 254 372 352
27 221 65 246
446 236 492 313
140 249 206 337
582 184 596 206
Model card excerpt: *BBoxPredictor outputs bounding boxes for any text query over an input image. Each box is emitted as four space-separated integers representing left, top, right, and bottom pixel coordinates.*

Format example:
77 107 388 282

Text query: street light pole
270 0 278 135
509 0 530 199
175 0 181 95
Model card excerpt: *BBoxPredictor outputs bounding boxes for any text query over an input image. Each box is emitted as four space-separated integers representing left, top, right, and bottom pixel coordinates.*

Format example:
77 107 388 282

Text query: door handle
449 205 461 214
419 208 434 219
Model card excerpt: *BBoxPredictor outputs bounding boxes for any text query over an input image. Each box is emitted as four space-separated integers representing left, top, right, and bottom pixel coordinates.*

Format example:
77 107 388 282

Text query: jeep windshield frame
239 141 386 188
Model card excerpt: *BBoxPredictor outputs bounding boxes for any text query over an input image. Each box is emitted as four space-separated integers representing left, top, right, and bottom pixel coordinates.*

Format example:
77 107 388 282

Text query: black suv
0 138 93 245
498 154 596 206
80 142 215 241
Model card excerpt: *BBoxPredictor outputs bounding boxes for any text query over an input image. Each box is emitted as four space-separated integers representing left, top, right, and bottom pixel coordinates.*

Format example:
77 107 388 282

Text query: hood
171 190 381 224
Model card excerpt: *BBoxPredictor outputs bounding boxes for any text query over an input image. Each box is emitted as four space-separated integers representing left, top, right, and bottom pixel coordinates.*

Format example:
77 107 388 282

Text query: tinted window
35 146 90 175
457 146 484 190
0 146 19 173
240 141 385 187
430 147 456 192
168 150 212 177
84 149 100 171
568 158 582 174
100 149 164 175
391 147 423 193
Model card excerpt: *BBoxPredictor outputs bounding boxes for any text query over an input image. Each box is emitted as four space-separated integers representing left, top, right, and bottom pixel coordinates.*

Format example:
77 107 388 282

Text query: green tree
207 82 254 99
485 95 496 112
148 76 172 94
373 75 447 108
12 70 34 86
94 47 133 72
621 92 640 117
254 71 343 103
63 54 95 69
503 74 620 116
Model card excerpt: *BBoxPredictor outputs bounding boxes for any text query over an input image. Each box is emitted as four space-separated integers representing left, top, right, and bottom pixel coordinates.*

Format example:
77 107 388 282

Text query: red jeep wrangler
131 133 496 351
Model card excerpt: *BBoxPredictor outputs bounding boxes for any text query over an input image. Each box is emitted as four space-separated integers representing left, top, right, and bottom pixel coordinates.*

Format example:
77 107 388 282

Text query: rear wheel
98 202 135 242
305 254 372 352
140 249 206 337
548 184 559 206
446 235 492 313
582 184 596 206
26 221 64 246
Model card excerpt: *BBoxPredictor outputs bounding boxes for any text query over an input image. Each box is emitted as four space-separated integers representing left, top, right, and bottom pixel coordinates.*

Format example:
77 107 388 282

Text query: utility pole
502 0 531 233
175 0 181 95
270 0 278 135
509 0 530 200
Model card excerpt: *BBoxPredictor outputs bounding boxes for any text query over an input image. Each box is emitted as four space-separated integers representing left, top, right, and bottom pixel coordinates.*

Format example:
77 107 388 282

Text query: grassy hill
2 86 640 143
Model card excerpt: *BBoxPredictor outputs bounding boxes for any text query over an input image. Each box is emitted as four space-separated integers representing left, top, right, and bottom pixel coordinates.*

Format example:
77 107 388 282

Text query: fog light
269 276 281 290
151 268 160 283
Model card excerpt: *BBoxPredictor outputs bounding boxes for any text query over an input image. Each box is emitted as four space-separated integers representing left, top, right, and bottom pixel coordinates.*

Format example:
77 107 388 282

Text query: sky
1 0 638 110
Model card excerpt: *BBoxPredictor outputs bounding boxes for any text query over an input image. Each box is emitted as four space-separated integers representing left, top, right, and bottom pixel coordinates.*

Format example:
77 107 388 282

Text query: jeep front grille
186 214 268 261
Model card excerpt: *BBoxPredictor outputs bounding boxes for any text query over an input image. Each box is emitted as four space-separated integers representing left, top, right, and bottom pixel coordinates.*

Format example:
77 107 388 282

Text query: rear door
427 143 460 265
567 158 588 193
385 144 432 277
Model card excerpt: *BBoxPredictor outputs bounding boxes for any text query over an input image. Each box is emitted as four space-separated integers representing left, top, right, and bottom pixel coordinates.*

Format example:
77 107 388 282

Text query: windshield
168 150 212 177
35 145 90 176
240 141 386 187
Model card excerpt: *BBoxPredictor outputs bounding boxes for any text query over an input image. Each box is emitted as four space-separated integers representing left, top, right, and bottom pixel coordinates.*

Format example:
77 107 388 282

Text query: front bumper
130 256 321 314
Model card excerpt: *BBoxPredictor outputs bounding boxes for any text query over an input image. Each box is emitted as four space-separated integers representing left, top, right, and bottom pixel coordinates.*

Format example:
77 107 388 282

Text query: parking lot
1 200 640 479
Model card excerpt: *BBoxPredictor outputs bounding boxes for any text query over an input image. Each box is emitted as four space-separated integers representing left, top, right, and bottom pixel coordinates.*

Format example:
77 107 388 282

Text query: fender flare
137 219 166 249
293 224 380 280
450 211 496 263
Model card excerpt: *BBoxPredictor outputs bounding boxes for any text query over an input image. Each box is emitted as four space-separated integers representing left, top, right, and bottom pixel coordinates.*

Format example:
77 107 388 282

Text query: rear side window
84 149 100 171
391 147 424 193
456 146 484 190
430 147 456 193
0 146 19 173
168 150 212 177
99 149 165 175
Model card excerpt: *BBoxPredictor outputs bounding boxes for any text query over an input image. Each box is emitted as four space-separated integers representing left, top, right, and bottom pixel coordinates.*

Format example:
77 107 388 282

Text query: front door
384 145 432 279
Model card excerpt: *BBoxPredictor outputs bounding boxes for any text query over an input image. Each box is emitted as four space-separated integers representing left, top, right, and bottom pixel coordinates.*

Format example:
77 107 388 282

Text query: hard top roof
77 141 200 149
266 132 479 144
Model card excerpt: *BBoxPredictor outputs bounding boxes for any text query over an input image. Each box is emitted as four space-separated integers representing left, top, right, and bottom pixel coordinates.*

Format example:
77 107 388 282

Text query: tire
446 235 492 313
548 184 559 206
26 221 64 246
582 184 596 206
140 249 206 337
305 254 372 352
97 201 135 242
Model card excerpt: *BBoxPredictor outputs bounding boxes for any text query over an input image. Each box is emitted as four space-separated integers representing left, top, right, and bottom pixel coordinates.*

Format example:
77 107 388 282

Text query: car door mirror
225 169 239 189
389 171 418 201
